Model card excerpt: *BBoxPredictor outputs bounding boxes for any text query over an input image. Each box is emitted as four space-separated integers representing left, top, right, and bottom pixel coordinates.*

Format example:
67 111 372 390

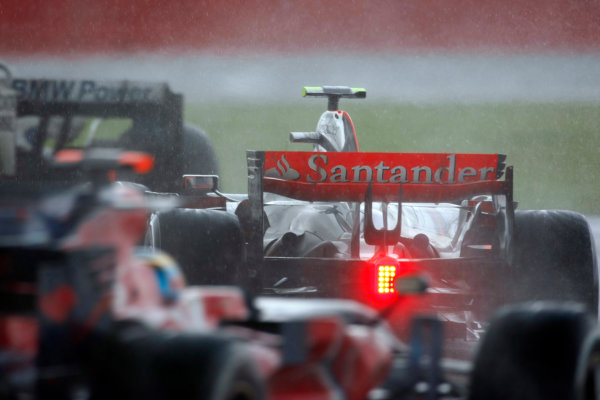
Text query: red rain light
356 255 421 308
370 255 400 295
120 151 154 174
377 264 396 294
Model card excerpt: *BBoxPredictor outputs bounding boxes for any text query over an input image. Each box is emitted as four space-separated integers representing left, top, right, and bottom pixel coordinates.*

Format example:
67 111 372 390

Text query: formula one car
2 67 218 192
260 88 598 333
149 86 598 349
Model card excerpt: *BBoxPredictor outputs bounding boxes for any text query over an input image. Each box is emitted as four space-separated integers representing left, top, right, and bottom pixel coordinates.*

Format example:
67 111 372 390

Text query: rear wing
10 78 183 191
246 150 514 266
12 78 181 117
250 151 509 203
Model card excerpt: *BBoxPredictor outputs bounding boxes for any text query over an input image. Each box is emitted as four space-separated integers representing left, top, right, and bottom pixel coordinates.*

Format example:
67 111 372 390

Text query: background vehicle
6 73 218 192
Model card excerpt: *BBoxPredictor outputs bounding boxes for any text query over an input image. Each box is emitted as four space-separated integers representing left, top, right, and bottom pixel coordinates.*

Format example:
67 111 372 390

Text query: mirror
183 174 219 192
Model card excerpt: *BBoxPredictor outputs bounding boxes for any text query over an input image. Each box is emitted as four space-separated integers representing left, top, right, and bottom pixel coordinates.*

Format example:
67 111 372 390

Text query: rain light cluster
378 265 396 293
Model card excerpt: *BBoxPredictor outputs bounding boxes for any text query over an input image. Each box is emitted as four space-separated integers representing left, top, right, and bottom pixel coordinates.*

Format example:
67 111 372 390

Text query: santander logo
264 152 501 185
265 154 301 180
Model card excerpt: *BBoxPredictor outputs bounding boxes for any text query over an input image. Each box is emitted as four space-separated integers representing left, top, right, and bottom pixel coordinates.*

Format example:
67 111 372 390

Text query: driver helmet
134 248 186 303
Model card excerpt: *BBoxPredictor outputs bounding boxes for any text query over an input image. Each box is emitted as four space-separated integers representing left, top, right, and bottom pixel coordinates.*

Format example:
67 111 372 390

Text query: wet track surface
6 53 600 103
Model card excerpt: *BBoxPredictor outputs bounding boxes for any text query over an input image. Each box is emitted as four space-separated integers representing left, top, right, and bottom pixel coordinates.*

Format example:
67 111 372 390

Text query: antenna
302 86 366 111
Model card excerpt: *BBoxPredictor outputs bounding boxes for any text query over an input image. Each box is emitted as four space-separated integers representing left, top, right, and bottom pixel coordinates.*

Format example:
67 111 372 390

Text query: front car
242 149 514 348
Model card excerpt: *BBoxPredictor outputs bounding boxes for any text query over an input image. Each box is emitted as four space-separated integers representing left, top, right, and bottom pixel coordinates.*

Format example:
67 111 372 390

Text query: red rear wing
253 151 509 203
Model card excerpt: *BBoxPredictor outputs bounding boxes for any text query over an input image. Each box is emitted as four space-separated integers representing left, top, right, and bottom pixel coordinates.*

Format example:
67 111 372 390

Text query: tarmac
5 52 600 103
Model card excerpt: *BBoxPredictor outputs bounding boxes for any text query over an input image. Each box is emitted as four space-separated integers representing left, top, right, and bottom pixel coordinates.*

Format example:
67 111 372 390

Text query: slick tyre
469 302 598 400
146 208 245 285
182 124 219 176
117 123 218 191
510 210 598 315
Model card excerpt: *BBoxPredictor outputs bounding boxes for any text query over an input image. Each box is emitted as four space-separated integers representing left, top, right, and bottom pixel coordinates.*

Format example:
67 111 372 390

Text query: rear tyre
146 208 245 286
510 210 598 315
469 302 597 400
116 123 218 191
182 124 219 176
